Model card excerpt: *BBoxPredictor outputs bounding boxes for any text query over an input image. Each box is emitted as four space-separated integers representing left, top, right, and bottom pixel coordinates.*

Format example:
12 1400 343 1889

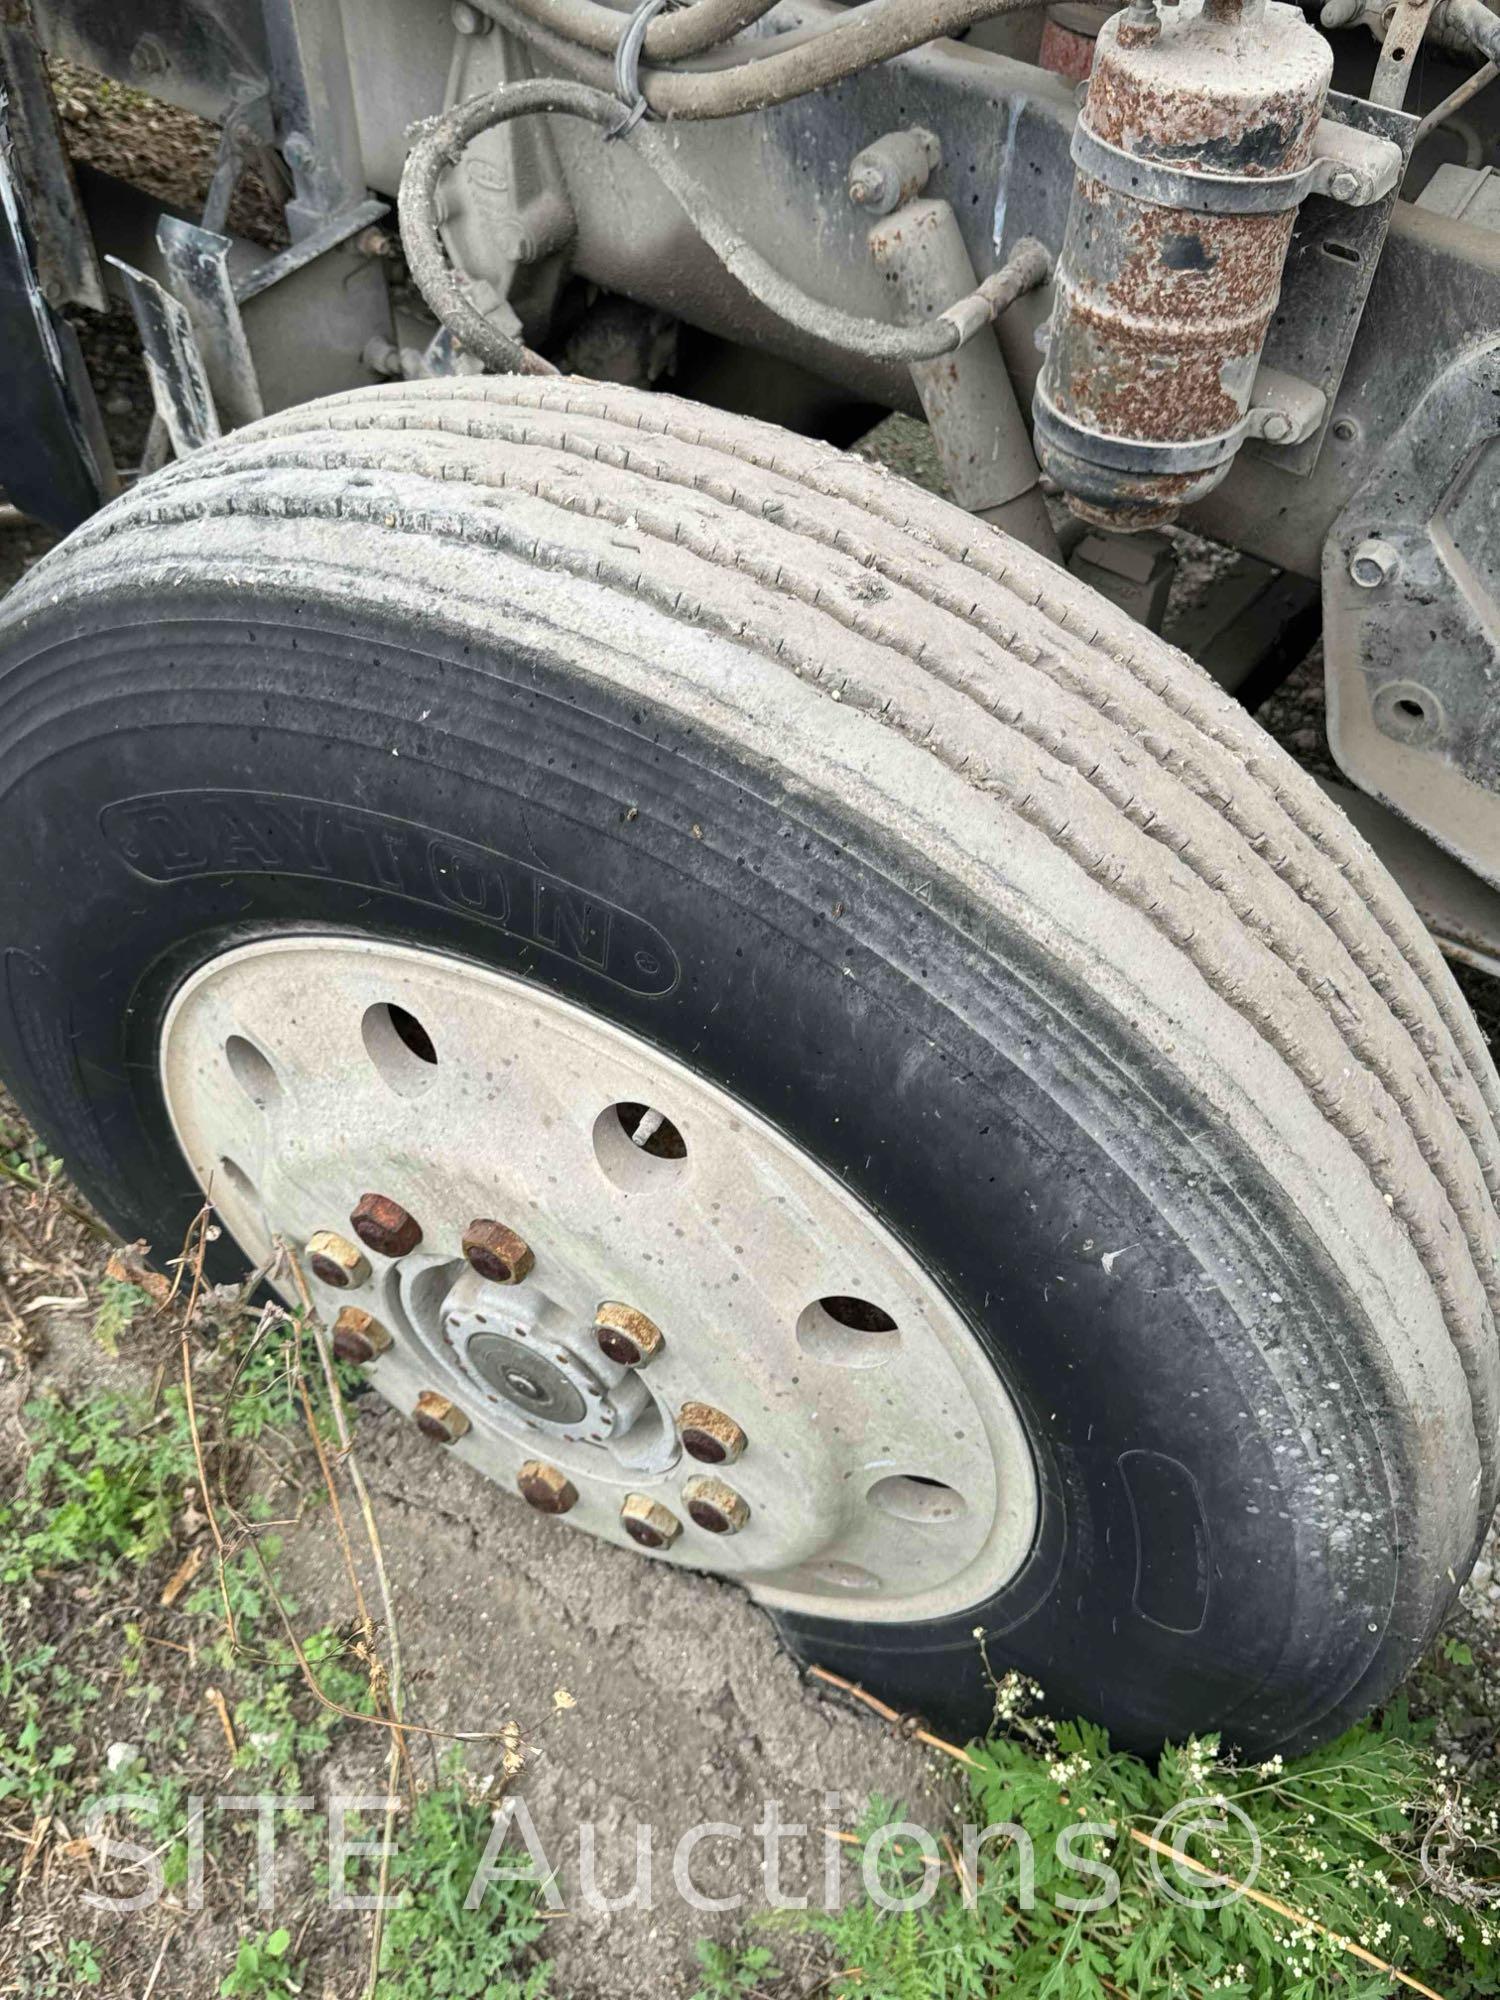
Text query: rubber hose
398 74 1050 374
470 0 1051 121
499 0 781 60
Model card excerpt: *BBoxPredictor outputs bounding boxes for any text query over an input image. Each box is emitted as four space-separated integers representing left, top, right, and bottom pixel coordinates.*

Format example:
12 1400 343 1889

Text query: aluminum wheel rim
160 935 1039 1622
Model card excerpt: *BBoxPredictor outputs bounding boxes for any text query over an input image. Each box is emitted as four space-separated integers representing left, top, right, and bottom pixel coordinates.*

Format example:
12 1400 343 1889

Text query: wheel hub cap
160 936 1039 1622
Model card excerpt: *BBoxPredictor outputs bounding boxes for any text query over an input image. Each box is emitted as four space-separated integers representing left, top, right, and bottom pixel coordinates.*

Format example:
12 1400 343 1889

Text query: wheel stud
678 1402 746 1464
518 1459 578 1515
683 1476 749 1535
413 1389 470 1443
594 1302 664 1368
350 1192 422 1258
306 1230 371 1290
331 1306 392 1365
621 1494 681 1549
463 1219 535 1285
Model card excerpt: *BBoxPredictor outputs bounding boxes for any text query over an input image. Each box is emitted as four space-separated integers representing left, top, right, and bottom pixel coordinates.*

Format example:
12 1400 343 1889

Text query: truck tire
1 375 1496 1754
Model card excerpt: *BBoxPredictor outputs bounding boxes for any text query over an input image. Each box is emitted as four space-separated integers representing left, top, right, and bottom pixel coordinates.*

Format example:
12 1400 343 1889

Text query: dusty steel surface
1036 0 1332 526
1324 337 1500 891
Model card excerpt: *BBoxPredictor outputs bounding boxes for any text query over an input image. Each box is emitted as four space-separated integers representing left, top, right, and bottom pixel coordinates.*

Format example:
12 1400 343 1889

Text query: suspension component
1035 0 1396 529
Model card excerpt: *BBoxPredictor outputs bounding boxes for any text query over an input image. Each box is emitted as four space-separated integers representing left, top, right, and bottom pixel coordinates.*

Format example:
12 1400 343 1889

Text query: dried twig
1127 1829 1447 2000
807 1665 983 1767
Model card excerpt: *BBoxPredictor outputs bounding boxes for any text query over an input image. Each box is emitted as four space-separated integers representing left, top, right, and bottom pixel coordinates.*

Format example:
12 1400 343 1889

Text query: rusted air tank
1035 0 1333 529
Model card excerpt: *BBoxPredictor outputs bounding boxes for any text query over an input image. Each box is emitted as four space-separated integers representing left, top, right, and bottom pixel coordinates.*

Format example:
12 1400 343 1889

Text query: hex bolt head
620 1494 682 1550
594 1302 664 1368
1328 167 1365 204
350 1192 423 1259
331 1306 393 1365
518 1460 579 1515
683 1476 750 1536
306 1230 371 1290
413 1390 470 1444
463 1219 535 1285
678 1402 747 1466
1350 537 1400 589
1257 409 1296 444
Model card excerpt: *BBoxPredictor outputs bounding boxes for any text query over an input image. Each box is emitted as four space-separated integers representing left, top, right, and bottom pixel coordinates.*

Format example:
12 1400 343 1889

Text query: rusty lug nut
594 1302 664 1368
620 1494 681 1550
683 1476 750 1536
463 1219 535 1285
518 1459 579 1515
413 1390 470 1444
306 1230 371 1290
350 1192 423 1258
679 1402 747 1465
331 1306 393 1365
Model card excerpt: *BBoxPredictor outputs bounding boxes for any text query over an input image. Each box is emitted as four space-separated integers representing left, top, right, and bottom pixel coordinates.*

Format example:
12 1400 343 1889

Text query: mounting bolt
1327 167 1365 204
518 1460 579 1515
1350 537 1399 589
1256 409 1296 444
331 1306 393 1365
463 1219 535 1285
683 1476 750 1536
350 1192 423 1258
678 1402 747 1465
451 0 492 29
414 1390 470 1443
594 1302 664 1368
621 1494 682 1549
306 1231 371 1290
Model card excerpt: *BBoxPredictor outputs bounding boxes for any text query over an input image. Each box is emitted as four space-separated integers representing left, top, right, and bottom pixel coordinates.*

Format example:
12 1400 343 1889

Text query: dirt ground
0 1240 945 1998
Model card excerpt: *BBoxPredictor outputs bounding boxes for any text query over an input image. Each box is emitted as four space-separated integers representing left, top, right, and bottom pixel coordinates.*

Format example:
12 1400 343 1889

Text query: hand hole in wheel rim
225 1033 282 1110
797 1295 900 1368
215 1155 259 1208
362 1001 439 1095
593 1100 689 1191
868 1473 967 1523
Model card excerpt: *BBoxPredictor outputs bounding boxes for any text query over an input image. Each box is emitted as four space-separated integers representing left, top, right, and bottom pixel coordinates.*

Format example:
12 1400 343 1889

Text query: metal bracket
105 257 221 458
157 216 265 430
1252 91 1421 479
1034 363 1325 474
1323 338 1500 890
1069 113 1403 215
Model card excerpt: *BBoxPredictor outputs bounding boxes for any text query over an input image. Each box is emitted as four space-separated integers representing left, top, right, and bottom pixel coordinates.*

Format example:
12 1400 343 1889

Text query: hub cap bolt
518 1460 579 1515
306 1231 371 1290
679 1402 747 1465
594 1302 664 1368
621 1494 681 1549
463 1219 535 1285
350 1192 422 1258
683 1476 750 1535
414 1390 470 1443
331 1306 392 1365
